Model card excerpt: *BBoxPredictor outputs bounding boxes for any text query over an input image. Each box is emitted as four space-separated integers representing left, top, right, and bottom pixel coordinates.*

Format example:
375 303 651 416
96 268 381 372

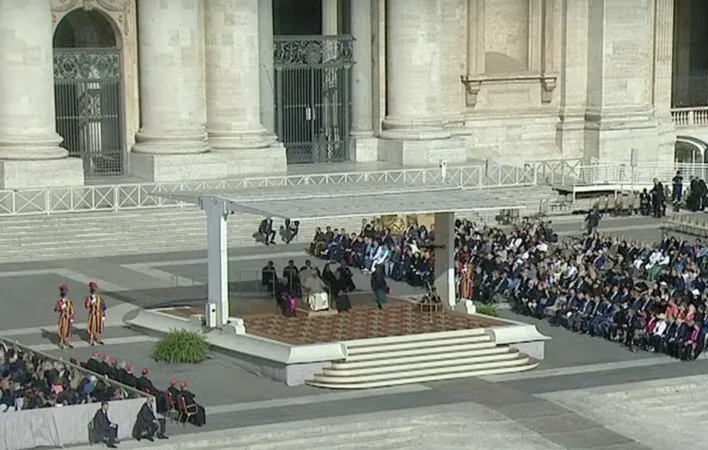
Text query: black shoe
158 435 169 440
107 445 117 449
145 436 154 442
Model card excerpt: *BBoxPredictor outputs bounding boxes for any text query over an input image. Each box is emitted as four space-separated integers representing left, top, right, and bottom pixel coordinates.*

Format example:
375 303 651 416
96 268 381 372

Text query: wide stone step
307 358 539 389
343 341 497 362
331 346 513 370
324 351 522 376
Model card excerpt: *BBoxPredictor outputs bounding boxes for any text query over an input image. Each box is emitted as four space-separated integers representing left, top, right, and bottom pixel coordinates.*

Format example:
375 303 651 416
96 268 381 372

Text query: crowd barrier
0 337 149 450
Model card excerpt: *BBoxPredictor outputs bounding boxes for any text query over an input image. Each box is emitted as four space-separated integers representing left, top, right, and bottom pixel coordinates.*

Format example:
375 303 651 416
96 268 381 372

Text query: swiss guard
85 281 106 346
54 284 75 349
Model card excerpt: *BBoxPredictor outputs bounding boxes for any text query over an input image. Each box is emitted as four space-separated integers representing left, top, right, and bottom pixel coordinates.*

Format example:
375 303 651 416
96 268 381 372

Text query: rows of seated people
308 220 436 287
83 352 206 426
508 234 708 360
0 342 133 412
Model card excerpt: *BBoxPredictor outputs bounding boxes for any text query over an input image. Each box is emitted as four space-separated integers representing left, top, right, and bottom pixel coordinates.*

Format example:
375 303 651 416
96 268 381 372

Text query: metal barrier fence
0 163 536 216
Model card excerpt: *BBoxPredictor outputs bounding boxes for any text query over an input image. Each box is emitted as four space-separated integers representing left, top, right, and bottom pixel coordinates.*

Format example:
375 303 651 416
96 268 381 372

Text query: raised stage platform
126 296 549 389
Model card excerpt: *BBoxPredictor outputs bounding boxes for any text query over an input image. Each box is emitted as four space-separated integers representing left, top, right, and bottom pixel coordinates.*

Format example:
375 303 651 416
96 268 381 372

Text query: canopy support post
434 211 456 308
200 195 231 328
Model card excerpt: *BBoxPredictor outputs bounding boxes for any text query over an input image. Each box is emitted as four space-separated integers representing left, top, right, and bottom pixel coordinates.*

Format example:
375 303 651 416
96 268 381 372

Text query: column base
0 157 84 189
378 136 467 166
130 152 228 182
220 142 287 177
349 135 379 162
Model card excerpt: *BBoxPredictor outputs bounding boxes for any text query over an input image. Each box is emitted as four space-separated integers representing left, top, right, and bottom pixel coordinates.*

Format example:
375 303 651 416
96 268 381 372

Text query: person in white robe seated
303 271 329 311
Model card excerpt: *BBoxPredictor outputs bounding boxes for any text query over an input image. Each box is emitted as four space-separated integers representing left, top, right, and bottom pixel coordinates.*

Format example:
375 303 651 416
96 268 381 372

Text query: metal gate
274 36 354 164
53 49 124 176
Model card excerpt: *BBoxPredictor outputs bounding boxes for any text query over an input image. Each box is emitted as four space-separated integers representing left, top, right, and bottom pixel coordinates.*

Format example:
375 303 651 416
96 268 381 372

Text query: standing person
371 264 388 309
672 170 684 210
54 284 75 349
650 178 666 218
85 281 106 346
585 207 601 235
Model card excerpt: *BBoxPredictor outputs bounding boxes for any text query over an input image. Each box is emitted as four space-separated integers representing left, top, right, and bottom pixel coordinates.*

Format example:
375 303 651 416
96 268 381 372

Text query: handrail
0 336 150 400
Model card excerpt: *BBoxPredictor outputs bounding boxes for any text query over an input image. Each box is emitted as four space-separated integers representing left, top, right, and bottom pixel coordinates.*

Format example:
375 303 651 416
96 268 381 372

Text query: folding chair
176 395 198 427
164 391 178 422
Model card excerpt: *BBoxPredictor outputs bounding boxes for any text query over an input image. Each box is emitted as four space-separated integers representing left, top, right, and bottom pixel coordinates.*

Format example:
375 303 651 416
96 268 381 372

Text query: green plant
476 305 498 317
153 329 209 364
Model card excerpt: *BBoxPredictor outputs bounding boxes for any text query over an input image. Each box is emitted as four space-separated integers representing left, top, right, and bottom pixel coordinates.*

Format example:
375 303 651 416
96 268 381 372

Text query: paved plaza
2 215 707 449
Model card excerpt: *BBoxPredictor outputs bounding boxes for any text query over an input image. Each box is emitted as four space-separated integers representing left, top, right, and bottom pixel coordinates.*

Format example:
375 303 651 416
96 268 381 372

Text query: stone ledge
130 152 227 182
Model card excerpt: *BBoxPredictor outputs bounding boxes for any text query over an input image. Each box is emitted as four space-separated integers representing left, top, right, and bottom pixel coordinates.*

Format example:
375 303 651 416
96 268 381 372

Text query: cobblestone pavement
1 214 704 449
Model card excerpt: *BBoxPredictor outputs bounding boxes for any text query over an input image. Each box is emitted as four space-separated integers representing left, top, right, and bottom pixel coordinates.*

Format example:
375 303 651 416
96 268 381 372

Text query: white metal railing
671 107 708 128
524 158 584 186
570 162 708 188
0 164 536 216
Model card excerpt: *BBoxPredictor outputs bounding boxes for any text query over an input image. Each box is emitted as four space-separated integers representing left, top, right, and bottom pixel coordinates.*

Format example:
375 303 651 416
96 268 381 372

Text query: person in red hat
178 381 206 426
123 364 138 388
53 284 75 349
84 281 106 346
97 353 111 376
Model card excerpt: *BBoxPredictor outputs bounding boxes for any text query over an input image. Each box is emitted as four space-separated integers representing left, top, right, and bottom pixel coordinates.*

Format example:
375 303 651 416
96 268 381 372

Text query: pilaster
653 0 676 163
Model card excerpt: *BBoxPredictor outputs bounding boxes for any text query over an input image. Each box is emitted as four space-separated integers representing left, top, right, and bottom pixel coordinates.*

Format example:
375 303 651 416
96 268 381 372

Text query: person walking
371 264 388 309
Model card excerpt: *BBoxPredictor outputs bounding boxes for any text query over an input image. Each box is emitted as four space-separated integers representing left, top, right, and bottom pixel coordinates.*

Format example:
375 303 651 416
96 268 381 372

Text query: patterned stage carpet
159 297 503 345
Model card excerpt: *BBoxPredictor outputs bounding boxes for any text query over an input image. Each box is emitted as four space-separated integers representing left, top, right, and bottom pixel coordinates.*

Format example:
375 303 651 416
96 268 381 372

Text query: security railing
0 164 537 216
524 158 584 186
671 107 708 128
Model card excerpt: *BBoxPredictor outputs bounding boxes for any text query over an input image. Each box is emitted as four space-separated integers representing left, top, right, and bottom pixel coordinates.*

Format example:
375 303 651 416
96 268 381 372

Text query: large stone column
653 0 676 162
379 0 466 166
258 0 276 136
204 0 286 176
583 0 660 164
349 0 379 162
0 0 83 189
131 0 223 182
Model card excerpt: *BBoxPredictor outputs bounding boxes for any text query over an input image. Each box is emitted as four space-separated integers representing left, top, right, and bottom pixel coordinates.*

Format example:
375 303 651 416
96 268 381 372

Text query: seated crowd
449 218 707 361
0 343 132 412
308 219 437 287
305 214 707 361
0 344 206 445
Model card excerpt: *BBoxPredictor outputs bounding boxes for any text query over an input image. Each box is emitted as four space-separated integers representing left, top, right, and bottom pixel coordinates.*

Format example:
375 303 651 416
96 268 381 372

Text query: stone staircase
0 185 553 263
306 329 538 389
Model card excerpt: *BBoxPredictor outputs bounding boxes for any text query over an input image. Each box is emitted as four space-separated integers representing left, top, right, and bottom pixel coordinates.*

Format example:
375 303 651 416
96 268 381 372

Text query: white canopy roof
156 183 521 220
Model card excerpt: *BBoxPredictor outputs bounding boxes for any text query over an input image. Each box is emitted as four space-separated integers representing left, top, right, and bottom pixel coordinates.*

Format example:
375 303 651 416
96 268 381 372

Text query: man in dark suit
132 397 168 441
136 369 166 413
122 365 138 389
258 218 276 245
91 401 118 448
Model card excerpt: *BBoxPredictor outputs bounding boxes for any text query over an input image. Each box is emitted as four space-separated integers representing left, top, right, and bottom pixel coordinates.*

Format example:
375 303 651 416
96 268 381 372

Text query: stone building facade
0 0 676 189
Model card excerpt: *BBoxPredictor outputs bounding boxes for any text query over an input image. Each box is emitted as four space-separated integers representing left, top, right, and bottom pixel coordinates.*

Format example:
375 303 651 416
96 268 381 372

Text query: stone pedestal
0 158 84 189
130 153 227 183
205 0 287 173
131 0 216 181
433 212 456 308
379 0 466 165
0 0 84 189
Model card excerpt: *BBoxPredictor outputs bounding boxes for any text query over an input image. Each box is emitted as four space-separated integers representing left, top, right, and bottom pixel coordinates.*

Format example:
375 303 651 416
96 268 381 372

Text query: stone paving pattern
0 215 704 449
